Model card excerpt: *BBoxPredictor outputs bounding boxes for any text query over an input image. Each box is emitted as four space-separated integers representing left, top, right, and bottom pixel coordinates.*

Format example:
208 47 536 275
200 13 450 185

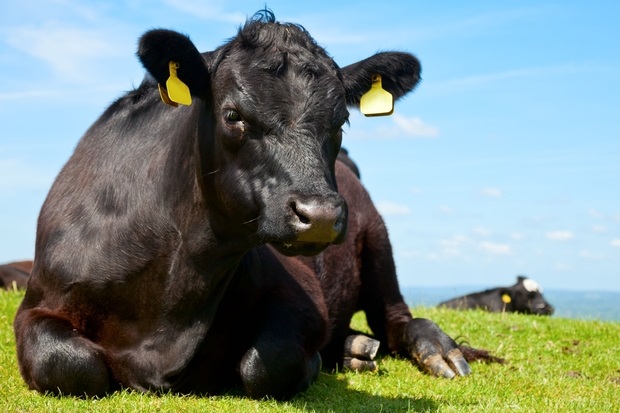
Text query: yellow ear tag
158 83 178 107
360 74 394 117
165 61 192 106
502 294 512 304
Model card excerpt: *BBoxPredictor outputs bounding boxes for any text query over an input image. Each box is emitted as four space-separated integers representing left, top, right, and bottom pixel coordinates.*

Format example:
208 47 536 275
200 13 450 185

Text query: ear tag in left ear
360 74 393 117
502 294 512 304
165 61 192 106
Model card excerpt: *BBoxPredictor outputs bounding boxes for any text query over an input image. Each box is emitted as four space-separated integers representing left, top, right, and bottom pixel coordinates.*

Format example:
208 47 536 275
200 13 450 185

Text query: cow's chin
271 241 331 257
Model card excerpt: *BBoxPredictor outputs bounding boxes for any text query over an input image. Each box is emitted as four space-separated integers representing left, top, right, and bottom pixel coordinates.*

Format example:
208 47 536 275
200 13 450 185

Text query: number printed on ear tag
360 74 393 117
166 61 192 106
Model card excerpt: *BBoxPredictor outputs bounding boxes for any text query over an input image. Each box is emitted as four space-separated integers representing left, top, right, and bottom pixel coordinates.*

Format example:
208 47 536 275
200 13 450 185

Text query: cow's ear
137 29 210 98
340 52 421 108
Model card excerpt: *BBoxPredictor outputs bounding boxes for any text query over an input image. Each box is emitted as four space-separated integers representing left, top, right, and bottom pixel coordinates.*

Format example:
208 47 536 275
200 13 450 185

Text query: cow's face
137 13 420 256
505 277 554 315
202 26 349 257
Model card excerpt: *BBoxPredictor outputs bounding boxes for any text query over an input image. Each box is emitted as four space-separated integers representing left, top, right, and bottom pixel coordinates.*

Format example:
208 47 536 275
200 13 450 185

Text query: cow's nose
290 197 346 243
535 302 554 315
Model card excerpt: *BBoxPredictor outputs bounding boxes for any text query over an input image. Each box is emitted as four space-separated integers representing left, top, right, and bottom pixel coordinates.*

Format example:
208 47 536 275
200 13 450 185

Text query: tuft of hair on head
250 6 276 24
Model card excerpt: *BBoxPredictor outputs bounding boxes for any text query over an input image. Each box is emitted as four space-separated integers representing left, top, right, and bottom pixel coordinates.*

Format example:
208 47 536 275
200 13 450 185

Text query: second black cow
438 276 554 315
15 11 481 400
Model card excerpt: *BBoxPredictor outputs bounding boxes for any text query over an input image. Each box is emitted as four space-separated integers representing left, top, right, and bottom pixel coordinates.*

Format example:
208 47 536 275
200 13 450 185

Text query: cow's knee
240 343 321 400
15 313 110 397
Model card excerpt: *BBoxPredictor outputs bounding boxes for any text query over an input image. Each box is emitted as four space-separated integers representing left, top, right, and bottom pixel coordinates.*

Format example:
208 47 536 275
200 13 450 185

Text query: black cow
336 148 360 179
14 11 476 400
0 260 32 290
438 276 554 315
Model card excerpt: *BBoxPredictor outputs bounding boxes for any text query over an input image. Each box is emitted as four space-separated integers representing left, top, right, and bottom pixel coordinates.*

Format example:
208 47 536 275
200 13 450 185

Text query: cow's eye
225 110 241 123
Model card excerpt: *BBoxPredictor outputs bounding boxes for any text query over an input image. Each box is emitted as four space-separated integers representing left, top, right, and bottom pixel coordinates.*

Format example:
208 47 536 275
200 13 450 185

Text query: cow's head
501 276 554 315
137 10 420 256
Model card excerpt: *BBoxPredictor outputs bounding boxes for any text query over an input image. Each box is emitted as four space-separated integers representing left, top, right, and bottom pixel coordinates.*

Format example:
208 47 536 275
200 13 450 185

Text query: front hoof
343 357 377 372
344 335 380 360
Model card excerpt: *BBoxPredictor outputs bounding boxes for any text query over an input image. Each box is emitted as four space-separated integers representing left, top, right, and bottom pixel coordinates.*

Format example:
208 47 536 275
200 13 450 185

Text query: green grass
1 290 618 412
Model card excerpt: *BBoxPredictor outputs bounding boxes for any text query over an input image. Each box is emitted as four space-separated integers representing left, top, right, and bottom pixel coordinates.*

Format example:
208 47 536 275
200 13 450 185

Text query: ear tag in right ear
165 61 192 106
502 294 512 304
360 74 394 117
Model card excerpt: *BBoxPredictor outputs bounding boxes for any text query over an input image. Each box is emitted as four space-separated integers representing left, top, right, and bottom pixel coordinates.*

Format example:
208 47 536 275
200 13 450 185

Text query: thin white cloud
439 235 470 257
392 115 439 138
310 30 371 46
5 24 131 83
376 201 411 217
438 205 454 215
427 63 612 95
0 89 66 101
0 158 54 190
546 230 574 241
511 232 525 240
473 227 491 236
0 84 128 102
404 6 550 42
480 187 502 198
588 208 604 219
591 225 607 234
479 241 513 255
579 250 603 260
439 235 469 248
346 113 438 140
162 0 246 23
611 239 620 248
554 262 572 271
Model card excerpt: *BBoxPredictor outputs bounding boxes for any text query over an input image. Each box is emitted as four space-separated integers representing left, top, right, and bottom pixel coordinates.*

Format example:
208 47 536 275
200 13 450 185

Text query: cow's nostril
291 202 311 225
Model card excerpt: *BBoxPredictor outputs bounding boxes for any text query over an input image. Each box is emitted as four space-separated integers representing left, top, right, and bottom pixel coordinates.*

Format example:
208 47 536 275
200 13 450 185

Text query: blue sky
1 1 618 291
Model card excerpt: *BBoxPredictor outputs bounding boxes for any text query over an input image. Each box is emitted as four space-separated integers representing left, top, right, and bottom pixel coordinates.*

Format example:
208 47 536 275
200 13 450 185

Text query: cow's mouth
271 241 331 257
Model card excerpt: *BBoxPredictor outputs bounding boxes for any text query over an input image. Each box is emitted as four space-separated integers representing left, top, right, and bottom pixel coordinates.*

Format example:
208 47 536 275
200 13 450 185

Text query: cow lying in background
438 276 554 315
336 147 361 179
14 10 492 401
0 260 32 290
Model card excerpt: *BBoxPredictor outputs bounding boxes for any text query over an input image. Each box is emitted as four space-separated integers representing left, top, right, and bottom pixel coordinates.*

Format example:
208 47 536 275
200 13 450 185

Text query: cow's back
0 261 32 290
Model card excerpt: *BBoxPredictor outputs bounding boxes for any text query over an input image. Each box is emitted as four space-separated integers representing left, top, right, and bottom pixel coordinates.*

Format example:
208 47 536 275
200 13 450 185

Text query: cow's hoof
344 334 380 361
343 357 377 372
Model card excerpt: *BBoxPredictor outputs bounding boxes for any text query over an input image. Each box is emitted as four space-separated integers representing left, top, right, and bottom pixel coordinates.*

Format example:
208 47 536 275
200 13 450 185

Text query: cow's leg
239 303 323 400
358 218 470 378
240 340 321 400
14 309 110 397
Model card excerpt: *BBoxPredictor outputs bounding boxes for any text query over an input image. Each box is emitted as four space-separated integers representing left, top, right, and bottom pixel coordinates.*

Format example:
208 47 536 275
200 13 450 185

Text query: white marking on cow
522 278 542 293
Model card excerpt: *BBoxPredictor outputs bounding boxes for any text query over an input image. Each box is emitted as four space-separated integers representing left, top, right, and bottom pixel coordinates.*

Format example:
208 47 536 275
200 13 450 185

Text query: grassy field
1 290 618 412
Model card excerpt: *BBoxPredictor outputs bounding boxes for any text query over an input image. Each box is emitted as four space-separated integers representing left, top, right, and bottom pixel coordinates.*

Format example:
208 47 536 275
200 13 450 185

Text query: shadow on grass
26 374 436 413
289 372 436 413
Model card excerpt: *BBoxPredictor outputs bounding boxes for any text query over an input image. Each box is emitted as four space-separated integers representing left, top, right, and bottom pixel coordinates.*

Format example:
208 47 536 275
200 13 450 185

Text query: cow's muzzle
272 195 347 256
290 196 347 244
